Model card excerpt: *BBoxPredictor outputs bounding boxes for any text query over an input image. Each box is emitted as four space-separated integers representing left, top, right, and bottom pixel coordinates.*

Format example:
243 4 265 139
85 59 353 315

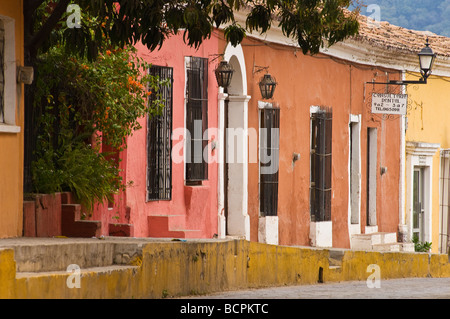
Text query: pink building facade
117 34 221 238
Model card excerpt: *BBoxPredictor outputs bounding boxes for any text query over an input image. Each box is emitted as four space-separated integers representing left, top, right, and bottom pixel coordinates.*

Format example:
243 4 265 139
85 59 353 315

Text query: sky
352 0 450 36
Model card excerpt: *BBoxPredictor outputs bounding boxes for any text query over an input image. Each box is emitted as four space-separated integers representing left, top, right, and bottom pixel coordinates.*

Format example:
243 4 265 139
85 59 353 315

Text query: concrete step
372 243 401 252
148 215 202 239
16 264 139 280
327 249 346 273
173 229 203 239
328 258 342 268
351 232 416 252
0 238 146 273
351 232 398 251
400 242 415 252
109 223 134 237
61 204 101 238
148 215 185 231
148 228 203 239
353 232 397 245
361 242 415 253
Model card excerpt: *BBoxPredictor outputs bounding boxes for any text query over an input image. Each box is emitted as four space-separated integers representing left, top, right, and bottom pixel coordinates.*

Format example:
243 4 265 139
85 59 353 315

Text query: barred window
185 56 208 183
259 107 280 217
310 107 332 222
147 65 173 201
0 20 5 123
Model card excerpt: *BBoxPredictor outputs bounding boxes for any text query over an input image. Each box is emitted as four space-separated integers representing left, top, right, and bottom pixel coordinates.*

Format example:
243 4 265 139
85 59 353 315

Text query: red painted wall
89 141 128 236
122 34 220 238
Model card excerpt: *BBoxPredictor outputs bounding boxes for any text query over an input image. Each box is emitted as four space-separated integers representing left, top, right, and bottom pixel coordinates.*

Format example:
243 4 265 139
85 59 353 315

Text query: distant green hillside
354 0 450 37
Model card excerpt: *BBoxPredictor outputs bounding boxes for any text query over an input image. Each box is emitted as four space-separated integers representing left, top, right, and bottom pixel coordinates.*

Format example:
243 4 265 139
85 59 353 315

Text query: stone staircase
147 214 202 239
23 192 134 238
0 238 145 282
62 192 134 238
351 232 415 252
61 204 101 238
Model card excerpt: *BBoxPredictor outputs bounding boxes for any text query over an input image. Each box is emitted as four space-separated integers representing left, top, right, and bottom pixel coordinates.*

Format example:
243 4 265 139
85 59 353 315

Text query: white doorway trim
217 43 251 240
348 114 361 238
366 127 378 230
405 141 439 245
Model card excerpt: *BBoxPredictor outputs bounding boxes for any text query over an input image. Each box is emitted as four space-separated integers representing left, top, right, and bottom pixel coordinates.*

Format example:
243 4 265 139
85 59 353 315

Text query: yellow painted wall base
1 240 450 299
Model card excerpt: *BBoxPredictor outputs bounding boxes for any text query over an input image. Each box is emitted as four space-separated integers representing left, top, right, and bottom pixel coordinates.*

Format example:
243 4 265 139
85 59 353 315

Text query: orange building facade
0 3 415 252
0 0 25 238
216 17 405 249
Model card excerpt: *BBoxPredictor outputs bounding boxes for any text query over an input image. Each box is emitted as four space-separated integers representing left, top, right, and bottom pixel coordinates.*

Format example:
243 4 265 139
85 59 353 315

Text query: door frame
348 114 362 237
405 141 439 245
217 43 251 240
366 127 378 231
412 167 425 241
439 150 450 253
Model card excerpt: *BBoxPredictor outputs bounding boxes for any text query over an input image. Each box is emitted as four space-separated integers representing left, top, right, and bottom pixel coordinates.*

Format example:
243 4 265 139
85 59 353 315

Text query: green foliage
31 0 360 59
224 23 247 47
31 45 169 212
279 0 360 54
246 4 273 34
32 140 123 212
27 0 360 213
412 234 432 253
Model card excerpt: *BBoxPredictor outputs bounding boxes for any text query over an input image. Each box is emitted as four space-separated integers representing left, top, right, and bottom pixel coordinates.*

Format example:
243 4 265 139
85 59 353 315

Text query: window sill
185 180 204 186
0 124 21 134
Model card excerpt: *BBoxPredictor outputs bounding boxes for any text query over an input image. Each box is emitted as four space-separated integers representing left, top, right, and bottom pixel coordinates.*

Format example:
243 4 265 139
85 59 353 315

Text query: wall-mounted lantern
258 73 277 99
17 66 34 85
417 39 436 81
215 60 234 90
371 39 436 85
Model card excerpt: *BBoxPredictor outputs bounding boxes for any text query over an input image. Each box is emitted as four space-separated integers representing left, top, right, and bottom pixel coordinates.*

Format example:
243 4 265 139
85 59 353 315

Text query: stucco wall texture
224 34 403 248
124 34 220 238
1 240 450 299
0 0 25 238
405 72 450 254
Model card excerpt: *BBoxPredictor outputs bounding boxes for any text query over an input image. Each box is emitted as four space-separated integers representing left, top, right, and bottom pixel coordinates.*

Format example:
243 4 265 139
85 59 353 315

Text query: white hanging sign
371 93 407 115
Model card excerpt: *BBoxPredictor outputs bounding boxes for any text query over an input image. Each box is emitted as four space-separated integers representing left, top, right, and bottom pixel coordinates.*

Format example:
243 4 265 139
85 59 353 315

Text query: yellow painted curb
1 240 449 298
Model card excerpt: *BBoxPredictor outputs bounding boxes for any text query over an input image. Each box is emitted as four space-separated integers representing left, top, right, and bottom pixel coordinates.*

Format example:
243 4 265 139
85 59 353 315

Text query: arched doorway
217 43 251 239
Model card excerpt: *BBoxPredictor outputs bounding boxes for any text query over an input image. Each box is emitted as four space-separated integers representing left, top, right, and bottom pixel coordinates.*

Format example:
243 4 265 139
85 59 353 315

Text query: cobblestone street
185 277 450 299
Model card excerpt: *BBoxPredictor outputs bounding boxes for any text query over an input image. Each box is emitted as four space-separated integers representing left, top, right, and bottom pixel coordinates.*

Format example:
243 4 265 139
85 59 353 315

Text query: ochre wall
405 72 450 254
0 1 24 238
220 35 402 248
2 240 450 298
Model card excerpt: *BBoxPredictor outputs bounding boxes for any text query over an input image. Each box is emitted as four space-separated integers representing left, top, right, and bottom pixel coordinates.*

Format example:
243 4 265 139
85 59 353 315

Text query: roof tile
354 14 450 57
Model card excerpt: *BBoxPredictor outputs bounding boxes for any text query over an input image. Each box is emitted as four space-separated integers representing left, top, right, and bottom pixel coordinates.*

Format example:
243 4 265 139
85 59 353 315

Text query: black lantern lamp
369 39 436 85
418 39 436 81
215 60 234 89
258 73 277 99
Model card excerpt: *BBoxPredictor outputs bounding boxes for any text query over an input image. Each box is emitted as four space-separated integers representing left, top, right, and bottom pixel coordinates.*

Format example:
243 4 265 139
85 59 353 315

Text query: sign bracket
363 81 413 122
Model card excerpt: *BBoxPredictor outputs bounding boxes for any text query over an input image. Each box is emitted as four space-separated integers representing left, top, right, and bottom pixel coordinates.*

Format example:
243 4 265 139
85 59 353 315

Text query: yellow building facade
0 0 24 238
405 71 450 254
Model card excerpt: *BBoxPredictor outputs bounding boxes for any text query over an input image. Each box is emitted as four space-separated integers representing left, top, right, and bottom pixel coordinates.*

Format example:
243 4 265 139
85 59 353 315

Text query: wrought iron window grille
310 107 333 222
147 65 173 201
259 107 280 217
185 56 208 183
